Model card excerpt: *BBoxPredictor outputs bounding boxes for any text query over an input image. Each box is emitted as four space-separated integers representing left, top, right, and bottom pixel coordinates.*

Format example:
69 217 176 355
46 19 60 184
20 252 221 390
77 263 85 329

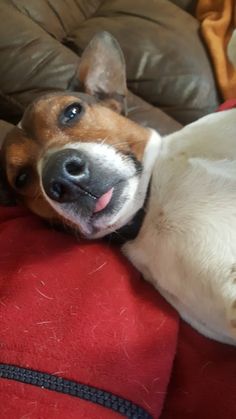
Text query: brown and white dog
1 32 236 345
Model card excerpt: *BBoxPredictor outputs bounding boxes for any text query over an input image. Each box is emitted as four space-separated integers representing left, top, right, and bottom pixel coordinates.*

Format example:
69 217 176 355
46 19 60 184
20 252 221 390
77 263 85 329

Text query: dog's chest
122 163 189 305
122 154 196 296
122 152 236 344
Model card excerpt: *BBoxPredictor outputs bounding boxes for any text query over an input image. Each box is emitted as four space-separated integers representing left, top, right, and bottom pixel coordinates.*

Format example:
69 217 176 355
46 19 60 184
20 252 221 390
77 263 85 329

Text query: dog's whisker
99 137 109 145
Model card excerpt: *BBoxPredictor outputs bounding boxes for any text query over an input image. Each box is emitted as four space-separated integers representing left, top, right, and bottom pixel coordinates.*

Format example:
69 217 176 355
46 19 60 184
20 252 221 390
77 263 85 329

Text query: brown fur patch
21 94 149 159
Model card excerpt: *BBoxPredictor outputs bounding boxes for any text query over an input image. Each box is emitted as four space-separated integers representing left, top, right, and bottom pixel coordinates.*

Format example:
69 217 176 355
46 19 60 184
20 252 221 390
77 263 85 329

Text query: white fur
90 129 162 238
123 109 236 345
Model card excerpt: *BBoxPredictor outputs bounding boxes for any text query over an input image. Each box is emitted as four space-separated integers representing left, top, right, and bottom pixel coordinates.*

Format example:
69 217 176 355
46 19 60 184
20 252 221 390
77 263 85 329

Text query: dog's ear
78 32 127 115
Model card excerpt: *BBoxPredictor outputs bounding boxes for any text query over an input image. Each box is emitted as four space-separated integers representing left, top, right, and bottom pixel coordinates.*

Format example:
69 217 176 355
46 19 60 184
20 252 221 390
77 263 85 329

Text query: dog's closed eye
14 168 31 189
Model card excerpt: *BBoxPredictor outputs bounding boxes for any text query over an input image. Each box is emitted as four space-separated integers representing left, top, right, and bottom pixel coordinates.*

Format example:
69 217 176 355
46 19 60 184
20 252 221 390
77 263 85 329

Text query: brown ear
78 32 127 115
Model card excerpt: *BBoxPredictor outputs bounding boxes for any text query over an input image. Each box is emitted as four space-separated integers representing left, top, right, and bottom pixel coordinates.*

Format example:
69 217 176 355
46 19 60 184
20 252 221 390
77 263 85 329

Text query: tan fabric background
197 0 236 99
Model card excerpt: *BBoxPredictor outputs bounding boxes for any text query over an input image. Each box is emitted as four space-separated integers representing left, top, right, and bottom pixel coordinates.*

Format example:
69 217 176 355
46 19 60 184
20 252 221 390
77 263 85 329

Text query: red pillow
1 203 236 419
0 206 178 419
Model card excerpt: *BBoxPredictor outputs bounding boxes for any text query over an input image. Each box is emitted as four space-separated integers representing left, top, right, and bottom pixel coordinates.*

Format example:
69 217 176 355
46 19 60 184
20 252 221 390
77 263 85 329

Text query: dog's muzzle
41 148 123 220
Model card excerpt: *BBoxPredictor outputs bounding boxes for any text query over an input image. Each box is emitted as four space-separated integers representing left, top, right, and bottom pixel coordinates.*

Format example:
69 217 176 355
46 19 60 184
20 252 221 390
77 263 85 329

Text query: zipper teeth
0 364 152 419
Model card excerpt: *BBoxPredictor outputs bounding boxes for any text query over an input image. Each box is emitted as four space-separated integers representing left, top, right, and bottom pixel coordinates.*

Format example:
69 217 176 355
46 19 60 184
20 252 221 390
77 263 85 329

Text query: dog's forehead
20 92 96 141
5 91 149 164
25 92 96 115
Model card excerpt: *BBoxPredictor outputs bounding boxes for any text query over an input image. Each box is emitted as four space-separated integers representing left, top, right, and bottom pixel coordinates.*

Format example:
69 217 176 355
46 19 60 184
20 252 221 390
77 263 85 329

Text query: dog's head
0 32 161 239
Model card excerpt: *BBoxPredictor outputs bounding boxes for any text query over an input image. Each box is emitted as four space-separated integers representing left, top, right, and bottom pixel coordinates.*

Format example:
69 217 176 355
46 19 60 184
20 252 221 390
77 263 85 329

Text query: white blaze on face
88 129 163 238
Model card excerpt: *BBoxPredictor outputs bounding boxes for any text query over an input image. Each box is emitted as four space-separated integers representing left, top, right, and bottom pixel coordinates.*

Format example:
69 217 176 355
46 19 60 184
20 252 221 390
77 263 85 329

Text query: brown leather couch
0 0 220 144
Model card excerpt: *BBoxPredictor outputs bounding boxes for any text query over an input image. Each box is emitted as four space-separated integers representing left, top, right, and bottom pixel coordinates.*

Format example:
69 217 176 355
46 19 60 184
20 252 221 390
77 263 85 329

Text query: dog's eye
15 170 29 189
60 102 83 125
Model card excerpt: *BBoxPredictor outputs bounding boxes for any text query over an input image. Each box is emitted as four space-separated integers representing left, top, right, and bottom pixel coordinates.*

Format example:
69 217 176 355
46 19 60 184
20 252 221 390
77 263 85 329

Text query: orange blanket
197 0 236 99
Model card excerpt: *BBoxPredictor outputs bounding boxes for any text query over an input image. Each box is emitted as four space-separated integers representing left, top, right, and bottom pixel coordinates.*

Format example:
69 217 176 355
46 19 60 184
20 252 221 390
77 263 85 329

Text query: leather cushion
0 0 218 127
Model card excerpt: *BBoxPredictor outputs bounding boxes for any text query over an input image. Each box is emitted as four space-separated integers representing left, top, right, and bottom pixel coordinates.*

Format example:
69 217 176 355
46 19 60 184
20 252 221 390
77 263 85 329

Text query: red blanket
0 206 236 418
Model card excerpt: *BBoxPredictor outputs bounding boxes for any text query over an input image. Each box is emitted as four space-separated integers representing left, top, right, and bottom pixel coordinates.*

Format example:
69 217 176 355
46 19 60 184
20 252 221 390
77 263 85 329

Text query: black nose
42 149 91 202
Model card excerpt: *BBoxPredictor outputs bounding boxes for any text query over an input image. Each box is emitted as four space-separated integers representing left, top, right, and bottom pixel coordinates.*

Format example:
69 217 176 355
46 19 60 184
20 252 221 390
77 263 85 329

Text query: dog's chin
47 178 140 239
56 202 129 240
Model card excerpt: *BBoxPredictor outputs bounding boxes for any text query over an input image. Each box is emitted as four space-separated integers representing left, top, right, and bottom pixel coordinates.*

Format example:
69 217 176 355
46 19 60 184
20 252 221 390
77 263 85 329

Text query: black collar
104 184 150 245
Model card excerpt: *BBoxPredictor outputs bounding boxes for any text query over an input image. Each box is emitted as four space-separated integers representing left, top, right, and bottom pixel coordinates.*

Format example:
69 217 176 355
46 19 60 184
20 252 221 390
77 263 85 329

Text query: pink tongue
94 188 114 213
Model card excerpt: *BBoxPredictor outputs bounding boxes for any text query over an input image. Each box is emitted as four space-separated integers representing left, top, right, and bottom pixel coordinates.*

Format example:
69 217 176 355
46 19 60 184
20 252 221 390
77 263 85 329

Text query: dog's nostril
65 160 86 177
51 181 63 200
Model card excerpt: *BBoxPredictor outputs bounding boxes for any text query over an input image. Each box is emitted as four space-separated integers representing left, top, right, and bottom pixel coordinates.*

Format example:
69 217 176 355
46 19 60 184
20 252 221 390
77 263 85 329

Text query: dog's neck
105 129 162 244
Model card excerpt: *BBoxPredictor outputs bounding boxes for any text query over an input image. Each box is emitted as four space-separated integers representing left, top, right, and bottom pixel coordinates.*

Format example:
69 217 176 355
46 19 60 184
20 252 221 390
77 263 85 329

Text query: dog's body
1 32 236 345
123 112 236 345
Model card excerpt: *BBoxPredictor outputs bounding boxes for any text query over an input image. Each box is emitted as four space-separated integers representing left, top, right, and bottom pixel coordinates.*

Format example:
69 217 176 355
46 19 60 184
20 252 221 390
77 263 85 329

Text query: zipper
0 364 152 419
